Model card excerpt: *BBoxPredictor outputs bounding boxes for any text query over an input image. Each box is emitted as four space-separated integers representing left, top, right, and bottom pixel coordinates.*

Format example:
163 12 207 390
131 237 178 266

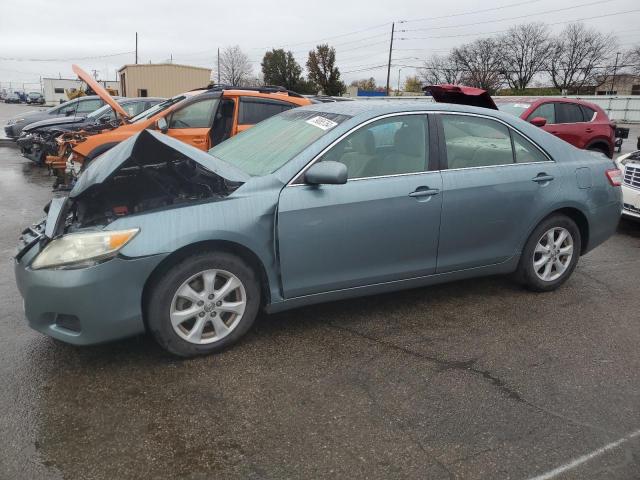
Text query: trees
500 23 552 90
350 77 377 91
306 44 346 96
419 54 464 85
261 49 302 90
627 44 640 75
451 38 504 93
219 45 253 86
403 76 422 93
548 23 617 93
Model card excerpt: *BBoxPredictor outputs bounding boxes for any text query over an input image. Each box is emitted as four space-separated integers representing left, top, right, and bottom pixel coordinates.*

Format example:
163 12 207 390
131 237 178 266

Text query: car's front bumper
14 242 168 345
621 183 640 219
4 125 18 139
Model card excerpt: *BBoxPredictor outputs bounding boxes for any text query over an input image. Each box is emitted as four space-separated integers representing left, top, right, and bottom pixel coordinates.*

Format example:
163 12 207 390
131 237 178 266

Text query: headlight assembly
31 228 139 270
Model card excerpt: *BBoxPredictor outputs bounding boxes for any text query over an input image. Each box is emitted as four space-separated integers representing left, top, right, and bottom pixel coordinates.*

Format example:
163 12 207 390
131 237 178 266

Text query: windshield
209 109 351 176
496 102 531 117
29 92 40 97
130 95 185 123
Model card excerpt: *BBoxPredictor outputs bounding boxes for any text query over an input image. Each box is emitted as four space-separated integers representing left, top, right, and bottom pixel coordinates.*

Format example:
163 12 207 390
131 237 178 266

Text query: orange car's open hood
72 64 129 119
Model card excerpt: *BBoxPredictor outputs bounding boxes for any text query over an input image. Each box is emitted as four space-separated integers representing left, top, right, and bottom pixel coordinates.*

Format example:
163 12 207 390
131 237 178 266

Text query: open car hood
423 84 498 110
72 64 130 119
70 129 250 198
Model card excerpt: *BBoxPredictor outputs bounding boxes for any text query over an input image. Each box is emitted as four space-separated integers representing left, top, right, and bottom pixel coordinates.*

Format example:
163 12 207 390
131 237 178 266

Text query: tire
146 251 260 357
516 214 581 292
587 145 610 158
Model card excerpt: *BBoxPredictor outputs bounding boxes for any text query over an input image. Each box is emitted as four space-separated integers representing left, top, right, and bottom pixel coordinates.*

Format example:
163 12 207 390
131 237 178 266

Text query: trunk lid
423 84 498 110
72 64 130 120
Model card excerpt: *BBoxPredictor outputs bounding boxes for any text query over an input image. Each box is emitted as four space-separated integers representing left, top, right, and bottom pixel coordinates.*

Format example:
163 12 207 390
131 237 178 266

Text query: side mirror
65 108 75 116
156 117 168 133
530 116 547 127
305 161 347 185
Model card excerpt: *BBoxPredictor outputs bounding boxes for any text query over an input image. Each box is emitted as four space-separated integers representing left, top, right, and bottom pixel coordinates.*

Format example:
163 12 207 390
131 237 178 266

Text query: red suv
426 85 616 158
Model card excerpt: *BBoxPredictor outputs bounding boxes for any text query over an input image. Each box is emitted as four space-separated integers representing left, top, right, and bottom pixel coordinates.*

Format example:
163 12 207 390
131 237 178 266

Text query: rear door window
556 103 585 123
512 131 549 164
441 115 513 169
238 97 295 125
580 105 596 122
527 102 555 124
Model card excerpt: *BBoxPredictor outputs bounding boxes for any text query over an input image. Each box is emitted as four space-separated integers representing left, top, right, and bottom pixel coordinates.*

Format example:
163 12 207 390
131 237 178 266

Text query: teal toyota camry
14 100 622 356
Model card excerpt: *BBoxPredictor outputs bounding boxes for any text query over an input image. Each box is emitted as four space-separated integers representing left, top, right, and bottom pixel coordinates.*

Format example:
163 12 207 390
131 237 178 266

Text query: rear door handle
532 174 554 183
409 188 440 198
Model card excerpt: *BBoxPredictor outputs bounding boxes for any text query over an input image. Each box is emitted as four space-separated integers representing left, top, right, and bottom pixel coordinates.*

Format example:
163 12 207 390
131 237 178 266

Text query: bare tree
219 45 253 86
419 54 464 85
627 44 640 74
500 23 552 90
451 38 504 93
548 23 617 93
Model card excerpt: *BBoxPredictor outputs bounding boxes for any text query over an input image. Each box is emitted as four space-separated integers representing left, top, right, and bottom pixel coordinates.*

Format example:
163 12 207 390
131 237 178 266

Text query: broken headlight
31 228 139 270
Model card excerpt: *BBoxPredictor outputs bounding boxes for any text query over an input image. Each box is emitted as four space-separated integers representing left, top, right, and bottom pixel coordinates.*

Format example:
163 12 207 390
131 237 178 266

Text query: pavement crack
326 322 525 404
326 323 621 437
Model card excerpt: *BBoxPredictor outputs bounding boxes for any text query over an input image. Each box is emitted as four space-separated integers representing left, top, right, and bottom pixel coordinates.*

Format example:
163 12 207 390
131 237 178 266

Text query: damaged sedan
17 97 164 165
15 101 622 357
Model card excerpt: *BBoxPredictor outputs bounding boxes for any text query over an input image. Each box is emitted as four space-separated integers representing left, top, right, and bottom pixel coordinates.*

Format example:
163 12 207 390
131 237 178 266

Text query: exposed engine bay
63 131 243 230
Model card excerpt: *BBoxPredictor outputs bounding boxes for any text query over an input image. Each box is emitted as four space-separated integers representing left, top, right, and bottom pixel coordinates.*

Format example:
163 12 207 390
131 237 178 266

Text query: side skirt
265 255 520 314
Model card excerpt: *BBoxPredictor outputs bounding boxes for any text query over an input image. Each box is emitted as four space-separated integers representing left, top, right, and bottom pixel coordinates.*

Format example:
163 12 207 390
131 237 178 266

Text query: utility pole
385 22 395 95
135 32 138 64
397 67 403 94
610 51 620 95
217 48 220 84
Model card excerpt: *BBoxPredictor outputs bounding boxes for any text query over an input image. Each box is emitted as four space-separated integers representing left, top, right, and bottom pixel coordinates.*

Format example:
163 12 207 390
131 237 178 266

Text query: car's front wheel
146 251 260 357
517 214 581 292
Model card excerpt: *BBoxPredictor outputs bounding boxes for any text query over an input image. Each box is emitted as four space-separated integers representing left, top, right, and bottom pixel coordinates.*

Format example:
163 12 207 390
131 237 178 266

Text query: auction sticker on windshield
306 116 338 130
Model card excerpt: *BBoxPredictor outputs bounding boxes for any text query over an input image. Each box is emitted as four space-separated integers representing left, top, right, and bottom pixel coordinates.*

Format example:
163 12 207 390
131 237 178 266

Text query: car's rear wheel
517 214 581 292
146 251 260 357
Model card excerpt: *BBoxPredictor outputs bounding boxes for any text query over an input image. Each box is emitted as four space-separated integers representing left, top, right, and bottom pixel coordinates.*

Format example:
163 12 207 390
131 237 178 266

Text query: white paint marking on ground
526 429 640 480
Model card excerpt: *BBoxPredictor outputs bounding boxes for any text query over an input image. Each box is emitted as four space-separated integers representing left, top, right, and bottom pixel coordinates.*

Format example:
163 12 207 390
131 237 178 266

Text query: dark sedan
17 97 164 163
4 95 107 139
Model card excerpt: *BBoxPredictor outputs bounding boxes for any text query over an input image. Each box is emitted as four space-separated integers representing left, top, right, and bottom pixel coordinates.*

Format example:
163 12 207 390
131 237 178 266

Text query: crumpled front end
15 130 248 345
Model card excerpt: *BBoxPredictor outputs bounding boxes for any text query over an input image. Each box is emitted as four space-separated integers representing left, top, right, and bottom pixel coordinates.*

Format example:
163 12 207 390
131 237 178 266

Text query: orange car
48 65 312 181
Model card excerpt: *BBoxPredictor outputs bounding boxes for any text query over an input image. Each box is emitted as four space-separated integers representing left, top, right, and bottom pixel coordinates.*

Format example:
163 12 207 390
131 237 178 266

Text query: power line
401 0 544 23
0 51 135 62
400 8 640 40
400 0 615 32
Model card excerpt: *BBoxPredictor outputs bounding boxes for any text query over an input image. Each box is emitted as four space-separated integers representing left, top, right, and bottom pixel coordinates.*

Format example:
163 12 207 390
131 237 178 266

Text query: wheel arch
141 239 272 328
586 139 613 158
531 207 590 255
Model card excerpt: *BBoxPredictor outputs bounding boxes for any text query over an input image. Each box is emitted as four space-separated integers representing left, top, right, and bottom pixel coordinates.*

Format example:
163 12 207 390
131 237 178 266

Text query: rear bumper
14 243 168 345
584 199 622 253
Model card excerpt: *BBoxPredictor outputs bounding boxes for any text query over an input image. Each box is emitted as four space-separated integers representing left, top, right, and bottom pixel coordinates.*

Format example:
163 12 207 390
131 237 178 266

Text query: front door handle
532 173 554 183
409 187 440 198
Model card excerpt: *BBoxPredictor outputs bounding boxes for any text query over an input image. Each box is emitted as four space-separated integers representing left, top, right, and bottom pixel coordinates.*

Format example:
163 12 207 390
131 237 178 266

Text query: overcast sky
1 0 639 91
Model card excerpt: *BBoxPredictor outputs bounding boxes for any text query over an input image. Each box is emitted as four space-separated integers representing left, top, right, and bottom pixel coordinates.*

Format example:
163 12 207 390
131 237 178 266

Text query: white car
616 151 640 219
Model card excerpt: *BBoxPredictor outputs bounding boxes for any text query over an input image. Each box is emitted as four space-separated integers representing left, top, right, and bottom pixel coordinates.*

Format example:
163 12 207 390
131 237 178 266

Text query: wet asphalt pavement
1 133 640 480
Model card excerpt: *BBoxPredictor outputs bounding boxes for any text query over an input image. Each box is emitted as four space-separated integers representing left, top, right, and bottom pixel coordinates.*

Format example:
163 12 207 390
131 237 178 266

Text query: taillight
606 168 622 186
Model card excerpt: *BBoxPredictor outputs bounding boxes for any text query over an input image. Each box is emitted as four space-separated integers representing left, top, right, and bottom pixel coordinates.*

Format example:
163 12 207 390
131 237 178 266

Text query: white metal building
42 78 120 105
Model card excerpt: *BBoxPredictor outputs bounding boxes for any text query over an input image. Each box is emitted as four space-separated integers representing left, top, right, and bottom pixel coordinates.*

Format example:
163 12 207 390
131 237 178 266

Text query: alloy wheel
532 227 574 282
170 269 247 344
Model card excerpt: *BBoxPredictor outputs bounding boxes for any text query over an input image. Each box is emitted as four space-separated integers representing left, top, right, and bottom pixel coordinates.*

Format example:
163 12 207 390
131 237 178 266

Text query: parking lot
0 100 639 479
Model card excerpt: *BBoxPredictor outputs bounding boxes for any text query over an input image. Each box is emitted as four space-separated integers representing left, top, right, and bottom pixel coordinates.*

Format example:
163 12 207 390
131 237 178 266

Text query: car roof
298 99 538 126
